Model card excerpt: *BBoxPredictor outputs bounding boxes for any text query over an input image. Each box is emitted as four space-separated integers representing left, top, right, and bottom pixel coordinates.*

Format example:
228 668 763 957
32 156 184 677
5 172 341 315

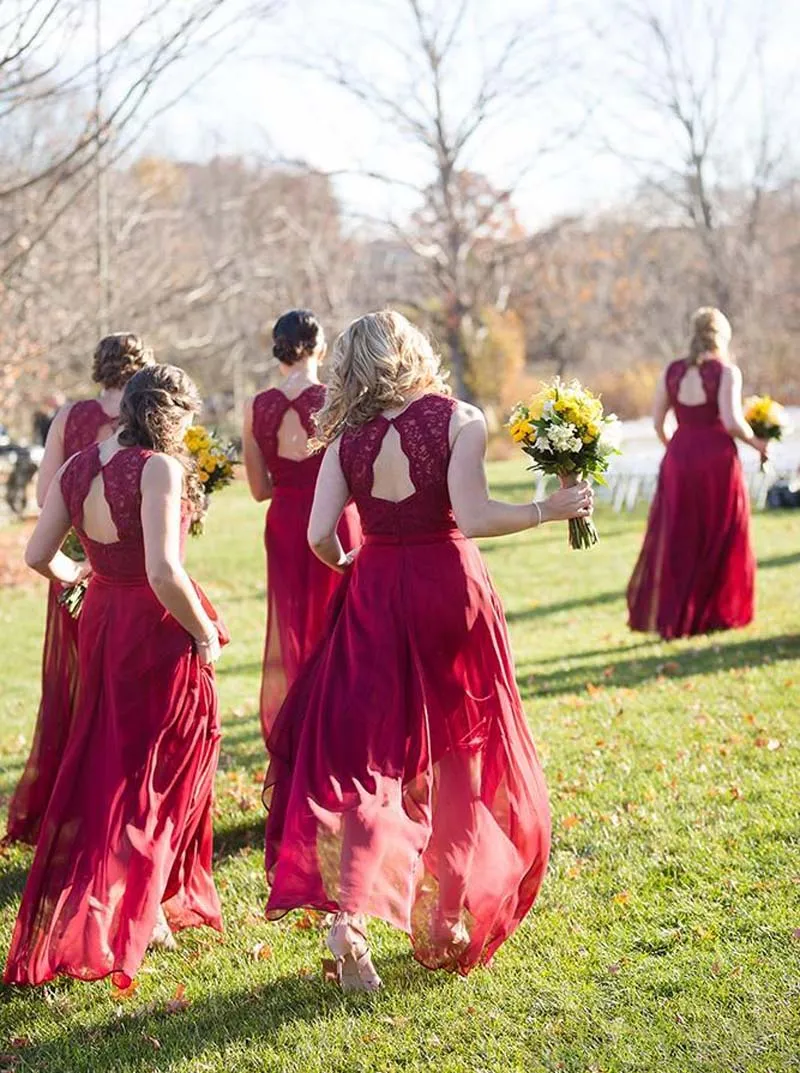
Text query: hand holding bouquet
744 395 789 470
508 378 621 549
57 529 90 619
184 425 237 535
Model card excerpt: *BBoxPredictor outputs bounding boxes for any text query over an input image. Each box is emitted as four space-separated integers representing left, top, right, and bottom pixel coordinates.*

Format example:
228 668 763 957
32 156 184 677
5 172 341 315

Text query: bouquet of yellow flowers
508 378 621 549
744 395 789 442
184 425 237 535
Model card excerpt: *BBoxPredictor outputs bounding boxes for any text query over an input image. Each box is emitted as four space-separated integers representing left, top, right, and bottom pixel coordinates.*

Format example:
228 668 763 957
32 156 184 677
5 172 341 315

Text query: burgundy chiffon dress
5 444 226 986
252 385 359 744
6 400 117 845
264 394 551 975
627 358 755 638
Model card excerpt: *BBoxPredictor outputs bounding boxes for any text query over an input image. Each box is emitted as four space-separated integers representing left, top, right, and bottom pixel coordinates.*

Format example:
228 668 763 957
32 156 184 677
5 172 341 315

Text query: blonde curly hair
313 310 450 447
688 307 732 364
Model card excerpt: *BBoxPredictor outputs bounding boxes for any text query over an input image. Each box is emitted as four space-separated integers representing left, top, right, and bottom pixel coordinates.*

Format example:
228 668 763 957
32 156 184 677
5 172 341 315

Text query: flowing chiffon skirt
628 426 755 638
264 533 550 975
4 576 225 987
261 488 359 742
5 583 79 845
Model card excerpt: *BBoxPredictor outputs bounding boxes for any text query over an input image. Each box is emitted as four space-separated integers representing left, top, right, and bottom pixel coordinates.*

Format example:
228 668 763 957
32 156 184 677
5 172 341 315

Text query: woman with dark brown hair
6 333 154 845
242 310 359 745
5 364 226 987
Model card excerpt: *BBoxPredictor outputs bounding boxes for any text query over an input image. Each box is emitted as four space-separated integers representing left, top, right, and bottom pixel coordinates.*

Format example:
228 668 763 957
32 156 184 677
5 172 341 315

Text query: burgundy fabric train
628 358 756 638
264 394 551 975
251 385 359 743
5 444 225 986
5 400 117 845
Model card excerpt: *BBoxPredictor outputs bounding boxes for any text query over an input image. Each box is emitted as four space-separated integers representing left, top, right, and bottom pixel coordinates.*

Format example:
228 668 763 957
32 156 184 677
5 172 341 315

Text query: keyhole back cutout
81 470 120 545
676 365 709 406
276 406 311 461
371 424 415 503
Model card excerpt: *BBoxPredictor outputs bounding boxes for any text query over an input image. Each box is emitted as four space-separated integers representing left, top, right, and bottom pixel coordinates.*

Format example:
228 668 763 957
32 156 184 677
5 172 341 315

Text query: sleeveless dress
263 394 551 975
4 444 226 987
5 400 117 845
252 385 360 744
627 358 755 638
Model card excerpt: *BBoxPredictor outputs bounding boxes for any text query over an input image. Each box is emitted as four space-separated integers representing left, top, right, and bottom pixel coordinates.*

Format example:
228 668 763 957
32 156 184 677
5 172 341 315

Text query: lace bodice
339 394 458 537
64 399 118 458
60 445 188 580
252 385 326 489
666 358 725 429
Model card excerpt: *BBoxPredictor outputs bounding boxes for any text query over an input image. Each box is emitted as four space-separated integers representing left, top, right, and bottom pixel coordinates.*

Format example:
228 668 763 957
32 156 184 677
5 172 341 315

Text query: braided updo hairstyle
118 364 204 514
687 307 732 364
272 309 325 366
92 332 154 389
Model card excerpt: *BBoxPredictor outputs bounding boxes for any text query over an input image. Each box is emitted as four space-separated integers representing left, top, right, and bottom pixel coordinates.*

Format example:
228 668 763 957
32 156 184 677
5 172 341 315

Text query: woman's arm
242 398 273 503
141 454 220 664
25 463 89 584
35 405 70 507
307 441 353 571
653 371 671 447
718 365 768 457
448 405 593 538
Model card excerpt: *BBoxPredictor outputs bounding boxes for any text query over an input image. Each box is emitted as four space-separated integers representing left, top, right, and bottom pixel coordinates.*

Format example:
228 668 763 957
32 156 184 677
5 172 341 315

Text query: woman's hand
541 480 594 523
75 560 93 584
194 629 221 666
751 436 769 462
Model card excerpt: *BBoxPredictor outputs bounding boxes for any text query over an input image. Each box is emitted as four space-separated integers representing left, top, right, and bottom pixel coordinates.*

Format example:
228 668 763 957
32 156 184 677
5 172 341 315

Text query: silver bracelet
532 501 542 527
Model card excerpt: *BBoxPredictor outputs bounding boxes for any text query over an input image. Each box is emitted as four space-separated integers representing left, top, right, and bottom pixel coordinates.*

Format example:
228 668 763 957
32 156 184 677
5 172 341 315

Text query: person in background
5 364 226 986
263 311 593 991
242 310 360 746
5 335 154 845
627 307 767 638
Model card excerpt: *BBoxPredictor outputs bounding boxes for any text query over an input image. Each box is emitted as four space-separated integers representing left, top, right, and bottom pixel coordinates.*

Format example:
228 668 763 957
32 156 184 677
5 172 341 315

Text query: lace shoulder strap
699 359 723 398
64 400 115 458
101 447 155 538
293 384 326 437
60 444 102 530
251 389 289 458
395 394 457 487
665 360 688 403
339 418 390 495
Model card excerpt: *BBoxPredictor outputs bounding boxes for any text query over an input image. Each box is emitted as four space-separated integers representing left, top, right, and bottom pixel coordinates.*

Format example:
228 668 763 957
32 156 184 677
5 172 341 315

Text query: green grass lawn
0 462 798 1073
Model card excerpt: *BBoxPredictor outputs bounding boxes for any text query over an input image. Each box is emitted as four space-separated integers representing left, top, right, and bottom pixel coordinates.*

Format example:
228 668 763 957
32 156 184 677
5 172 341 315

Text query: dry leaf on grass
165 983 190 1014
252 942 272 961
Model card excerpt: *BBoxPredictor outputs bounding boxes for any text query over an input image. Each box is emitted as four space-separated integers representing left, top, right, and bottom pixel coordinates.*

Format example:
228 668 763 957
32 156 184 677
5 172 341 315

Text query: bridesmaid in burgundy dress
628 307 767 639
5 334 154 845
5 364 226 986
263 310 593 990
242 310 359 745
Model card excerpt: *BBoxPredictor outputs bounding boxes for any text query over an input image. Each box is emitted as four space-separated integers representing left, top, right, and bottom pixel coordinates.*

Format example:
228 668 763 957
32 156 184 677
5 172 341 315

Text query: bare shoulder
142 452 183 492
450 399 486 432
721 362 741 383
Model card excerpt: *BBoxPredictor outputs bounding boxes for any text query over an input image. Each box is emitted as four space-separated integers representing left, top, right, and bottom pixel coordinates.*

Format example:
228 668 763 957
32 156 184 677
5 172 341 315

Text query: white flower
599 414 623 453
543 400 556 419
546 422 583 453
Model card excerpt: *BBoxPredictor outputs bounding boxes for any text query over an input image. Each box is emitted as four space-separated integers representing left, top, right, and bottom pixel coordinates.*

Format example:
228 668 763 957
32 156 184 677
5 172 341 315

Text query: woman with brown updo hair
5 364 227 987
242 309 359 746
6 333 154 846
627 307 767 638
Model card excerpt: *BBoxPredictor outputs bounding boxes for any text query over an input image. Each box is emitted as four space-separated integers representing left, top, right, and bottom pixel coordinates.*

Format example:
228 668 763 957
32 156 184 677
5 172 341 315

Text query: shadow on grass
519 632 800 697
213 816 264 862
757 551 800 571
506 589 624 623
10 952 449 1073
0 862 28 910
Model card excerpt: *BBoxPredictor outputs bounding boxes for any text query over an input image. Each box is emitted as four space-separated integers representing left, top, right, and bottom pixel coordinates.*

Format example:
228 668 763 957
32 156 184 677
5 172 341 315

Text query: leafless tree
303 0 583 400
597 0 796 316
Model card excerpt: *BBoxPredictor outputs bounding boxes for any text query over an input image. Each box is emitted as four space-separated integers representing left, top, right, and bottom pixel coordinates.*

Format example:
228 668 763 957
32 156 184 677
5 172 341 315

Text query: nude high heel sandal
148 905 177 951
324 913 382 992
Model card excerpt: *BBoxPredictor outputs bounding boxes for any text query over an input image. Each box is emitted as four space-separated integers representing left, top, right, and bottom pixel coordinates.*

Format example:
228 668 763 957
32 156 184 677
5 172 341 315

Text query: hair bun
272 309 324 367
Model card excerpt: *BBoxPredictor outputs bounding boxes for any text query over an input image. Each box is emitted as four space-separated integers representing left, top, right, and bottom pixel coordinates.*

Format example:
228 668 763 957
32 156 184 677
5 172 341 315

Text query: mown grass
0 462 798 1073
